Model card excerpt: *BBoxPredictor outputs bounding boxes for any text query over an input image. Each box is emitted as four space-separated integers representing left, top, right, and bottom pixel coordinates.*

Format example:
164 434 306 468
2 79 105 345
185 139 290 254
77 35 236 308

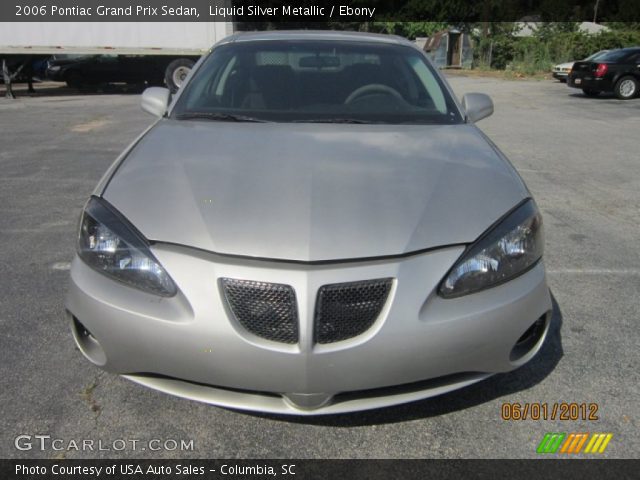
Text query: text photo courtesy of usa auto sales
1 2 639 480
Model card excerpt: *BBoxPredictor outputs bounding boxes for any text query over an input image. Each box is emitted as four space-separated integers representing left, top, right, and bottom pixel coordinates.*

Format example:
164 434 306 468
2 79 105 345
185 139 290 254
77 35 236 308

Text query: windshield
172 40 463 124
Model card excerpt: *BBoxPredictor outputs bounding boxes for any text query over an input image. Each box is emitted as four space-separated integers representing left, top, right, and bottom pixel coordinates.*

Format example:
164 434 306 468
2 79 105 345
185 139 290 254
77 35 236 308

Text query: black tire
582 88 600 97
613 76 639 100
164 58 194 93
65 70 83 89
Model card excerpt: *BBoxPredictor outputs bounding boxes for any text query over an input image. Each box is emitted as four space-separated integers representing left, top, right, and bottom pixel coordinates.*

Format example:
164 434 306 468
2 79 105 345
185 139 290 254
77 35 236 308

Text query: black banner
3 0 640 22
2 459 639 480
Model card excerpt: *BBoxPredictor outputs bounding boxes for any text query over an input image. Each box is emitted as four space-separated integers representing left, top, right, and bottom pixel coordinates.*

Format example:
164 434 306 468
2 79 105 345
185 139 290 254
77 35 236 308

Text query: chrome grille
220 278 298 344
315 278 393 344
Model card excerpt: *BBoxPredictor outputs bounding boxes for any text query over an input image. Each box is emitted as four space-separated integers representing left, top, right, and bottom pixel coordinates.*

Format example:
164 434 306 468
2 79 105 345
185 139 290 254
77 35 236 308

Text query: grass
445 68 553 81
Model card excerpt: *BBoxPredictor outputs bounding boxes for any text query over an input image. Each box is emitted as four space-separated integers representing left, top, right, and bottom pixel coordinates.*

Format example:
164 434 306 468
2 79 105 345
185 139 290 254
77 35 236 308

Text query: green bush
476 28 640 73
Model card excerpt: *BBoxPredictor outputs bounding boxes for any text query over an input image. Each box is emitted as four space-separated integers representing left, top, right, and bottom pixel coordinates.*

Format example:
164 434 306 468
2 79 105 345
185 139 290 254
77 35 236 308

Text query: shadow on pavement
243 292 564 427
568 92 621 100
1 81 148 98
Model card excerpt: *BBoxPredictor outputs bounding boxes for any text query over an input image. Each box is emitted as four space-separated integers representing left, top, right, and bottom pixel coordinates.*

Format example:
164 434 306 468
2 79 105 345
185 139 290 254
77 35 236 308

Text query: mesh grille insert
220 278 298 344
315 278 393 344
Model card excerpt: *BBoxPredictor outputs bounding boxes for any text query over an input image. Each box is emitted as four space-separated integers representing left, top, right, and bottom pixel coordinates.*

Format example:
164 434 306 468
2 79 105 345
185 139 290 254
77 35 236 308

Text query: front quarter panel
92 122 158 196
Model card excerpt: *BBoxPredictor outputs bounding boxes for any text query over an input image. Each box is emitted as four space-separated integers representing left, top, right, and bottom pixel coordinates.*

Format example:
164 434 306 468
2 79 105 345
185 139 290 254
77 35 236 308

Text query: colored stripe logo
537 433 613 454
584 433 613 454
537 433 566 453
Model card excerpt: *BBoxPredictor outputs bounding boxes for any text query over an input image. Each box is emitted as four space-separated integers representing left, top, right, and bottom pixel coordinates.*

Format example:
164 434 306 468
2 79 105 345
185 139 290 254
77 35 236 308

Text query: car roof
612 47 640 53
595 47 640 59
218 30 413 47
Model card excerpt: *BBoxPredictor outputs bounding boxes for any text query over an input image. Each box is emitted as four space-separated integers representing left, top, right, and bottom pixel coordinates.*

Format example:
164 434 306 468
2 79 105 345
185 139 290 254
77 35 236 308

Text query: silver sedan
66 31 552 414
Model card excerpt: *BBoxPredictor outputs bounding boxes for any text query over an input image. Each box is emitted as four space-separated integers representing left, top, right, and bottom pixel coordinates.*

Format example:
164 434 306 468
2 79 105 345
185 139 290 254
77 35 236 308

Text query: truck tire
614 76 638 100
165 58 194 93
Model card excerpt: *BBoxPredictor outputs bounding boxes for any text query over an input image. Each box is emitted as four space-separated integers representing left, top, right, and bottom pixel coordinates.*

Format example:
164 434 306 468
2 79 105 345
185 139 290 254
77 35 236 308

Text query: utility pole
593 0 601 23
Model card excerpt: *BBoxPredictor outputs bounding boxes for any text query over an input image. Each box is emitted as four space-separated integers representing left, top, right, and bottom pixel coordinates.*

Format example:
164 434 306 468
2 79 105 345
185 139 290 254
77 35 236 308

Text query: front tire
65 70 83 90
582 88 600 97
164 58 194 93
614 76 638 100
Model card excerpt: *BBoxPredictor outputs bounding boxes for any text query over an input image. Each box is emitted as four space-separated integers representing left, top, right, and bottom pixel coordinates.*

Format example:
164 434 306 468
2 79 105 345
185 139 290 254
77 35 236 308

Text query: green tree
369 22 449 38
605 22 640 30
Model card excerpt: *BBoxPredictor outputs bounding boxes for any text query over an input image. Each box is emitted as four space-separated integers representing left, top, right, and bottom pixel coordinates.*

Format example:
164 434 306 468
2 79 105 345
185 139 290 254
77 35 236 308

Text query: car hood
103 120 528 262
554 62 574 69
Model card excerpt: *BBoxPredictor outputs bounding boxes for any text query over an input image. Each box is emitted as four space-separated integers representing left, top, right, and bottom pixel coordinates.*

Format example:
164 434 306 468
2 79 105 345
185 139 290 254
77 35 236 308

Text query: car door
631 52 640 77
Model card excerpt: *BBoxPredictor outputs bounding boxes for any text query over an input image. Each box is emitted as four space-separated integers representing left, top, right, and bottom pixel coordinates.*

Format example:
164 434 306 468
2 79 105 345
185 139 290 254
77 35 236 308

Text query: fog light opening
70 314 107 366
510 314 549 362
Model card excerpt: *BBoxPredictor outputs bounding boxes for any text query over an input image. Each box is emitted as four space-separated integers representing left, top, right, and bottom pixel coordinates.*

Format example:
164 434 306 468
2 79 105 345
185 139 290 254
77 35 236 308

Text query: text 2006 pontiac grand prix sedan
66 31 552 414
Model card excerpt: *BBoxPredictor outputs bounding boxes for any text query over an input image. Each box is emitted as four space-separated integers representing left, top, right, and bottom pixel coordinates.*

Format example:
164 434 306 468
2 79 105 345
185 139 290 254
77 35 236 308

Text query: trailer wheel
165 59 194 93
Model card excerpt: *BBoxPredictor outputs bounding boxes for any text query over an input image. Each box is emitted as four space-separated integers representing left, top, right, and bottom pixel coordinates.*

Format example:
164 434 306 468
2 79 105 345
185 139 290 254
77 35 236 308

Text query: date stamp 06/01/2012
501 402 599 421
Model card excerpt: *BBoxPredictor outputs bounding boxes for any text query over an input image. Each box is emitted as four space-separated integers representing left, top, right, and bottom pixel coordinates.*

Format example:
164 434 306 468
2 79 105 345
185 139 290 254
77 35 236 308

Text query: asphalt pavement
0 77 638 459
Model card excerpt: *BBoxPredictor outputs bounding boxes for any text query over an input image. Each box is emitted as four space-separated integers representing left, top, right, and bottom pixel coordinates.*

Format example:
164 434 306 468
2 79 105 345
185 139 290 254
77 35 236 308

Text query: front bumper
552 71 568 80
66 243 552 414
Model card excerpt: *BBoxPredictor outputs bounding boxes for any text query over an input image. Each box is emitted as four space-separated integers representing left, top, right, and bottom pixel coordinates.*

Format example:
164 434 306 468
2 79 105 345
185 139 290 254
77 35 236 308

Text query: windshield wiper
175 112 270 123
291 118 373 124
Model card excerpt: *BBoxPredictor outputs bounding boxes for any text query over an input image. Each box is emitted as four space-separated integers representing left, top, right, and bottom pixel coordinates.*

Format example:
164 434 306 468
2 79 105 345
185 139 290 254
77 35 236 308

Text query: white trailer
0 22 234 97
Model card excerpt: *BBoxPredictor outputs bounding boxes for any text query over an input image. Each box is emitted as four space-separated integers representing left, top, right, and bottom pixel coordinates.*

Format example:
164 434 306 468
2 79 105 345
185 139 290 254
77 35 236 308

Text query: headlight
77 197 177 297
439 199 543 298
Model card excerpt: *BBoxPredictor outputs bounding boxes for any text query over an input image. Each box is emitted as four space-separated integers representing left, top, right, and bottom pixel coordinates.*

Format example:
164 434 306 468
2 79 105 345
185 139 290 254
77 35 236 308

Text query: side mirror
141 87 170 117
461 93 494 123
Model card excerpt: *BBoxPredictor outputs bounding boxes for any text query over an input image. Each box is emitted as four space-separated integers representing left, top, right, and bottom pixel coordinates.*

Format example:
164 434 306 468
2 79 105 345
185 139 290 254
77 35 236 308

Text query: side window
184 52 235 110
98 55 118 64
215 56 237 96
407 55 447 113
392 57 420 103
